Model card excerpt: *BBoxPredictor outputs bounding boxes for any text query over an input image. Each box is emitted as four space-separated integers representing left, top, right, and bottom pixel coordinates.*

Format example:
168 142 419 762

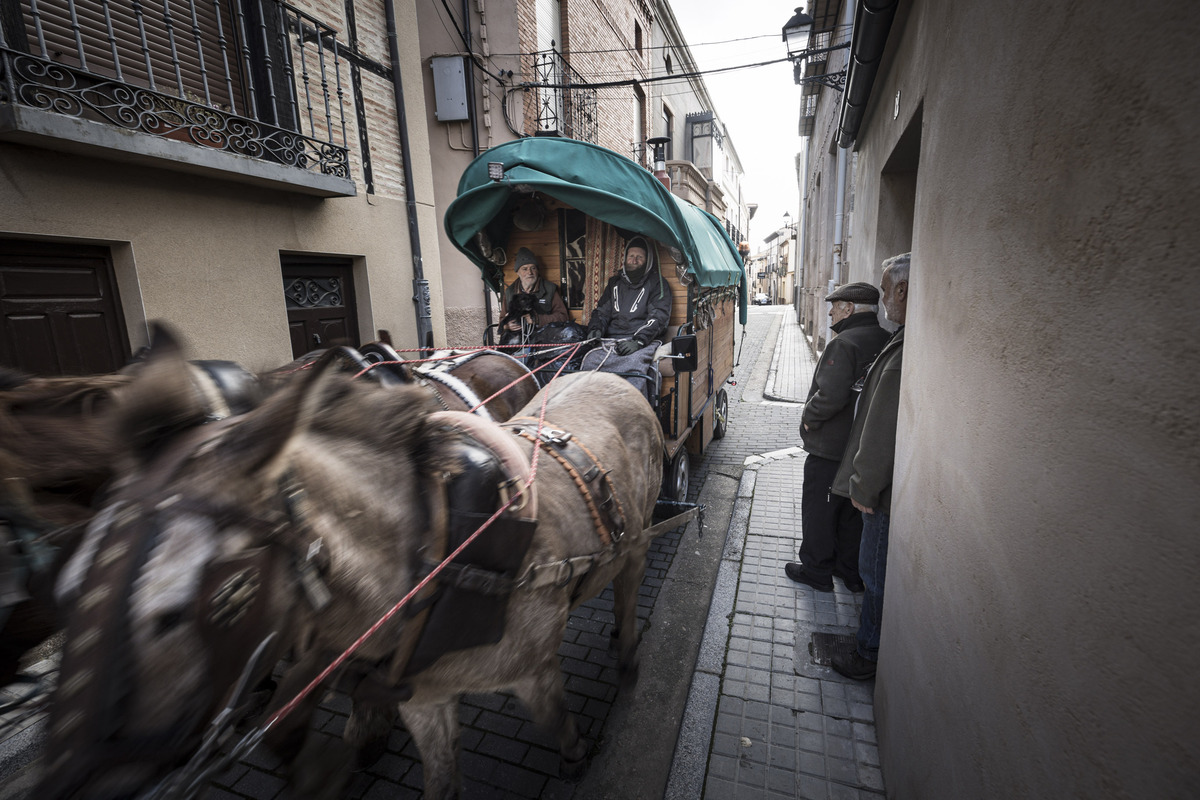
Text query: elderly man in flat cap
786 280 890 594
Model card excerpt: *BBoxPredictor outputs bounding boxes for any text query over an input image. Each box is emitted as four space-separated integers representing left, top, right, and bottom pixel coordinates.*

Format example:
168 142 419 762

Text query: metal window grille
0 0 349 177
530 48 597 144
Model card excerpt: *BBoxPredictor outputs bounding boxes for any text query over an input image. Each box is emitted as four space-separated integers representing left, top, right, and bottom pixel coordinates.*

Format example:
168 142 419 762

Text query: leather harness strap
502 416 624 547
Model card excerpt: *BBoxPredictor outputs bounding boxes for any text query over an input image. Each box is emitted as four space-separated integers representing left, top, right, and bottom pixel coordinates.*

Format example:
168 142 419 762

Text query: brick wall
292 0 406 199
517 0 652 163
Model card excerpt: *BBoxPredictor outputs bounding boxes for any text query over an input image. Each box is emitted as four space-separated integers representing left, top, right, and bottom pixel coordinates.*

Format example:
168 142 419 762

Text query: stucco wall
0 146 422 370
416 0 524 345
842 0 1200 797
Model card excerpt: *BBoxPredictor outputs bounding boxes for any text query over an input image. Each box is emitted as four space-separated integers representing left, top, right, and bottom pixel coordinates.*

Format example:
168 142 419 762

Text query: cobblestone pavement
2 304 887 800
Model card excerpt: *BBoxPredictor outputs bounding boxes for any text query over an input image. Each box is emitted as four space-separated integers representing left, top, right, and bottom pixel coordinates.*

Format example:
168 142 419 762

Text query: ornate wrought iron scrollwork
284 277 343 309
3 51 350 179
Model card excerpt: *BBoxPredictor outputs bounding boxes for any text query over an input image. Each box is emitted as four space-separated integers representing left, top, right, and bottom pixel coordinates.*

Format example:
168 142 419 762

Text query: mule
0 332 261 688
401 347 539 422
39 347 664 799
271 343 540 423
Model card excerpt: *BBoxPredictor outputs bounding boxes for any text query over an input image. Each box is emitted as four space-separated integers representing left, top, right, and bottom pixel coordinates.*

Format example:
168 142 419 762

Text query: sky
670 2 805 253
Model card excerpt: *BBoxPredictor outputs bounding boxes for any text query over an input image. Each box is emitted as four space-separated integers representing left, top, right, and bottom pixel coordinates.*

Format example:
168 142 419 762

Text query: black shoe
835 571 865 593
830 650 877 681
784 562 833 592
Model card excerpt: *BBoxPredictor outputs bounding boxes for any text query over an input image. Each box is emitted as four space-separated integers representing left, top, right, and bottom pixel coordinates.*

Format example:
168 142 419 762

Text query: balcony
0 0 354 196
530 48 597 144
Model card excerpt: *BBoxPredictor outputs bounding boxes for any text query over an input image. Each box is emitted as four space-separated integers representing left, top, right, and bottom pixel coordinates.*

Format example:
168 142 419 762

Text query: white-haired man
830 252 910 681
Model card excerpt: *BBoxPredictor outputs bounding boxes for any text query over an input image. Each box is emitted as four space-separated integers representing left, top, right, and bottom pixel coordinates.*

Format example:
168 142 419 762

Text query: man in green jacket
830 252 910 681
786 282 890 593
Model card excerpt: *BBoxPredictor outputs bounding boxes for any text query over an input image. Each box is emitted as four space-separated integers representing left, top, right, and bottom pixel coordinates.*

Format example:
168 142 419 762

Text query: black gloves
586 329 601 341
616 338 641 356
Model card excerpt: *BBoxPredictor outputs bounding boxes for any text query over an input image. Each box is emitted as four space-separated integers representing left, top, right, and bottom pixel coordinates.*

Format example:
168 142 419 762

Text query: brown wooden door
282 257 359 358
0 240 130 376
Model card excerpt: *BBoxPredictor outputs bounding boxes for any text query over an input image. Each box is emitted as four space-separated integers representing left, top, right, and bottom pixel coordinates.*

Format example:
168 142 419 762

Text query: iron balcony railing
531 47 597 144
0 0 350 178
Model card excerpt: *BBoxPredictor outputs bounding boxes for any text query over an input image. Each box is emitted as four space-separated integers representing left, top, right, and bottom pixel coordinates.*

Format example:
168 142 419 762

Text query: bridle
39 420 307 799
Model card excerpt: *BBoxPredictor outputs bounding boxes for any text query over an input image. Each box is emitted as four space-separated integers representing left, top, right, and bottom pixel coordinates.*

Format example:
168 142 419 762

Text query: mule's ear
148 321 184 355
236 348 350 484
116 327 211 466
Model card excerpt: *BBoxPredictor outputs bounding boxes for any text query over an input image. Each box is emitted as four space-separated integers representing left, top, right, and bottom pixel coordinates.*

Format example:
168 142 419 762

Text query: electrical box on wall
431 56 469 122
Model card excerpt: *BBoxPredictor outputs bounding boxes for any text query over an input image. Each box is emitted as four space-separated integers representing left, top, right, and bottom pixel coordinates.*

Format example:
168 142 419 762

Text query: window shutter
22 0 244 112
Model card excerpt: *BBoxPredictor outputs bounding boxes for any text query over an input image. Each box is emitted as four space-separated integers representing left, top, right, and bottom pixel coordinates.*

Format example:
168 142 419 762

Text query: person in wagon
585 236 673 355
503 247 569 333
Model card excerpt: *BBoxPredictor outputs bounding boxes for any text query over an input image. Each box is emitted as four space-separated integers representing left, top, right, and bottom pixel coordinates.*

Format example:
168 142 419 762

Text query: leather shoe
835 571 865 593
784 562 833 592
831 650 877 681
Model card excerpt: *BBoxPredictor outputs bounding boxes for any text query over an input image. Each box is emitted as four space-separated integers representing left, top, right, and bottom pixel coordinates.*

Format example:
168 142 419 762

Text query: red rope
259 342 582 736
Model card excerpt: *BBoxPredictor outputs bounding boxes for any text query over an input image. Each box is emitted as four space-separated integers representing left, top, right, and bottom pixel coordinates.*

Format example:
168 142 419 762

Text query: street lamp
782 8 850 91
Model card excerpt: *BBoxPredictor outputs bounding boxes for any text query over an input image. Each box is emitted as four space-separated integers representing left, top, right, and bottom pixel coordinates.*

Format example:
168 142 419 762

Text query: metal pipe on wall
462 0 494 331
384 0 433 349
827 145 848 346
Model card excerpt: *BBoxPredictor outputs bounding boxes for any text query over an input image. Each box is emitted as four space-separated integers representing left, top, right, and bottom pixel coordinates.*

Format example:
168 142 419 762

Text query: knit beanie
514 247 537 269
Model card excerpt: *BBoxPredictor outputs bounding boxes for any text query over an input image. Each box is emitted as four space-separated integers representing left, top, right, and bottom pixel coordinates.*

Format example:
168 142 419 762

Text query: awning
445 137 747 320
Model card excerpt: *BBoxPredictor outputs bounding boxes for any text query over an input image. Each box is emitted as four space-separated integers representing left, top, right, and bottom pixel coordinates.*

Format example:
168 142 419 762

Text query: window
12 0 302 127
633 85 646 164
558 209 587 310
634 22 642 56
665 53 673 74
663 105 674 160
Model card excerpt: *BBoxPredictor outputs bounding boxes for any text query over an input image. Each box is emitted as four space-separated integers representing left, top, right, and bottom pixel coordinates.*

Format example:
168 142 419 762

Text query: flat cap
825 281 879 304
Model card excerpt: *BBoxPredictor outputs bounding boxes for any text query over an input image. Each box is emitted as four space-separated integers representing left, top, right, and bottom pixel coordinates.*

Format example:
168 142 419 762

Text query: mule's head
0 369 130 525
38 343 454 798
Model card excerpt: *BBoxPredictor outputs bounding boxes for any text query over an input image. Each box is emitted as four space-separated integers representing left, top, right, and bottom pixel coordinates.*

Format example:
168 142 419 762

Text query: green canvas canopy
445 137 747 322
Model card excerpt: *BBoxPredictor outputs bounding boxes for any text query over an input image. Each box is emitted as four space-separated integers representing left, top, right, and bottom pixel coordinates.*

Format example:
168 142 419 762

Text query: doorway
0 239 129 375
282 256 360 358
875 105 922 271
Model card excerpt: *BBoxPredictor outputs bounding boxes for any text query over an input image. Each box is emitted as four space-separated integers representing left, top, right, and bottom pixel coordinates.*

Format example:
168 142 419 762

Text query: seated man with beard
582 236 674 402
502 247 570 334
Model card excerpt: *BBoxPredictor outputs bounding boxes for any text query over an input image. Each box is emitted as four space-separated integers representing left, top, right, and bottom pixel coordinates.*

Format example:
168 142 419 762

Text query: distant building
415 0 750 342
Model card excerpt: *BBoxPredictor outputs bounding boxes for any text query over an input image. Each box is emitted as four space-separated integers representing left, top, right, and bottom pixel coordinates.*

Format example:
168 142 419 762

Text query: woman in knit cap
503 247 569 333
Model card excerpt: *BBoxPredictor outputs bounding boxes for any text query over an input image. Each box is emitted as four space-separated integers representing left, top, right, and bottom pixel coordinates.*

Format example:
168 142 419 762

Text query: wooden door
0 240 129 376
282 257 359 358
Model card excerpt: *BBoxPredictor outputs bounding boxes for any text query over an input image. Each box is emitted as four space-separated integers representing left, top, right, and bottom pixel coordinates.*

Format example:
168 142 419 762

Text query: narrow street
2 305 887 800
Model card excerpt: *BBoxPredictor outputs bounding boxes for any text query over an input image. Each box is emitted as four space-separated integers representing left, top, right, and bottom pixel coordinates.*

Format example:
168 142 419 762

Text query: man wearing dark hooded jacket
586 236 673 355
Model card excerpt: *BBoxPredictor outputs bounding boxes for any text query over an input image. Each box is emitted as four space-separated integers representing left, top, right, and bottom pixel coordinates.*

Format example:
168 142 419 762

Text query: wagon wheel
712 388 729 440
663 450 690 502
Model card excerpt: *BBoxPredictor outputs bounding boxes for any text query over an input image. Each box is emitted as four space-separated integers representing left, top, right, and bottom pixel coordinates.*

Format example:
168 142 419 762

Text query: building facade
416 0 748 344
0 0 445 374
797 0 1199 796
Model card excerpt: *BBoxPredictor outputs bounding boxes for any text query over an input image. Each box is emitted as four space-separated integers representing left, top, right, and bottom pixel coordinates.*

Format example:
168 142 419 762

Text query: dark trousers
856 510 889 660
799 454 863 580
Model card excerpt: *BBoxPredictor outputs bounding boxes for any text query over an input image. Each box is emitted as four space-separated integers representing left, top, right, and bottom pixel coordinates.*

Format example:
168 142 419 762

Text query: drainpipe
384 0 433 350
462 0 494 332
827 145 848 346
798 147 811 339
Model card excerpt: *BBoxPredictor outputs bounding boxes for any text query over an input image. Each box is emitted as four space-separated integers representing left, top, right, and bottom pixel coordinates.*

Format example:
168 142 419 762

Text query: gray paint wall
843 0 1200 796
